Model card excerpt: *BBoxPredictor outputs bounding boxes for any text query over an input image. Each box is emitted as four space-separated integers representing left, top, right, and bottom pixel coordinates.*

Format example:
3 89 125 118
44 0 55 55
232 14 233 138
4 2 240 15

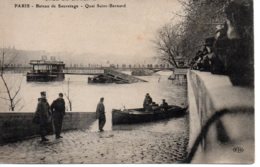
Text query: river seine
0 71 187 130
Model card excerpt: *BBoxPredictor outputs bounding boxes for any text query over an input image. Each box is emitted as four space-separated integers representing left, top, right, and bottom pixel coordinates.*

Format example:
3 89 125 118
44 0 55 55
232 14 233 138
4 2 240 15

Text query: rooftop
29 60 65 65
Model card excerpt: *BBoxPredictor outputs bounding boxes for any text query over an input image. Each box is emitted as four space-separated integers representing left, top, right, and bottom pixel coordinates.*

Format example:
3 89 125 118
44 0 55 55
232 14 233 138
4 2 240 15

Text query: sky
0 0 183 63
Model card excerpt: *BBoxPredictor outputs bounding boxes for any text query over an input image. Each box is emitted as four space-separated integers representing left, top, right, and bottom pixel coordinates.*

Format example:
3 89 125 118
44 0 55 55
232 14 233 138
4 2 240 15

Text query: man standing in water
51 93 66 139
34 91 51 142
96 97 106 132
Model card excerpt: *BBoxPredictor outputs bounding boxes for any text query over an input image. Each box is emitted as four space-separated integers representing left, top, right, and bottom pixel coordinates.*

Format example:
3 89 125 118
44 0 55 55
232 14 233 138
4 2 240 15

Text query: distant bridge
63 67 147 83
63 68 105 75
63 67 174 75
2 66 175 75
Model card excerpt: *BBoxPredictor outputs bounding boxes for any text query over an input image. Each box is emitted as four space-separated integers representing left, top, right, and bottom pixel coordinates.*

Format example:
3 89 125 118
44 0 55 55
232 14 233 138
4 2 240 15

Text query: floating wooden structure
88 68 147 84
26 60 65 82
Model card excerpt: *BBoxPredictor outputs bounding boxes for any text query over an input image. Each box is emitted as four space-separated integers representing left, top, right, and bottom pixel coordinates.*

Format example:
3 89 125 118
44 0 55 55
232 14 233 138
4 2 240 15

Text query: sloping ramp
104 68 147 83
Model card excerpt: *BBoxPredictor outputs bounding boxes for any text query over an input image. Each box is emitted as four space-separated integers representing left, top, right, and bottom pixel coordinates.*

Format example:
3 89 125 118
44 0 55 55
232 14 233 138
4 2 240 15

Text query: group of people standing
34 91 169 142
33 91 66 142
33 92 106 142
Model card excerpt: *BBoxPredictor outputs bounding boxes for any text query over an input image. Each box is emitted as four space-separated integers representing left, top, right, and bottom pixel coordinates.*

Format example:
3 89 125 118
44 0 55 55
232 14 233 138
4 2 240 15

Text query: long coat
143 96 152 108
51 98 65 116
51 98 65 136
96 102 105 119
35 98 50 125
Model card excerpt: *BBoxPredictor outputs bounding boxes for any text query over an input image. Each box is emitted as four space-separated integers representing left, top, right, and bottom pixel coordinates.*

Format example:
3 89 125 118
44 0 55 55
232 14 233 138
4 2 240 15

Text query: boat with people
26 59 65 82
112 105 187 125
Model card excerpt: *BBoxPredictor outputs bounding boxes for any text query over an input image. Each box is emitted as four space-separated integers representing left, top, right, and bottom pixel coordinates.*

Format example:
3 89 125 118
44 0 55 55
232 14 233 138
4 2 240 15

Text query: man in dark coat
96 97 106 132
143 93 153 111
35 91 51 142
160 99 169 111
51 93 66 139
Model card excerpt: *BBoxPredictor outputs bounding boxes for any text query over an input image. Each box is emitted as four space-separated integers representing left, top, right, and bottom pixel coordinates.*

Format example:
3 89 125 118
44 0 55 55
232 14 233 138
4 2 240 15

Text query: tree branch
0 47 22 111
0 75 12 103
12 77 23 100
14 98 21 106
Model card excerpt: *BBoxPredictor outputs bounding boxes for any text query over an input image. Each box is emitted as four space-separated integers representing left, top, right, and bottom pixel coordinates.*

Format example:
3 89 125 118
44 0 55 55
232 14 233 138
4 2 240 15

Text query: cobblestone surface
0 116 189 164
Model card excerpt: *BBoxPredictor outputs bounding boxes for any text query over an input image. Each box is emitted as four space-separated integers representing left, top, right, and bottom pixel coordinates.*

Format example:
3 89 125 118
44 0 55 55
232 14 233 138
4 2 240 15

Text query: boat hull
26 72 65 82
88 76 114 84
88 75 130 84
112 105 186 125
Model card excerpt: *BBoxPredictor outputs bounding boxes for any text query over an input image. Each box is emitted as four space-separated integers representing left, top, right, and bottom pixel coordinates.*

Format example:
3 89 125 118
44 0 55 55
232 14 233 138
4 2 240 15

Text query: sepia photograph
0 0 254 164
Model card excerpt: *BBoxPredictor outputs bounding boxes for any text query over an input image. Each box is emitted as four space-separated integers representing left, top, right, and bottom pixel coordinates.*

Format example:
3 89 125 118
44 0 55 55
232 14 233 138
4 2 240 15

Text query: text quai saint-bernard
14 4 127 9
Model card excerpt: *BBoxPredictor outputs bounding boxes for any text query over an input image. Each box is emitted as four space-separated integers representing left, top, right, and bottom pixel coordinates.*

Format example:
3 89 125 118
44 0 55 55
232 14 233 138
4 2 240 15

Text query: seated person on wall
204 1 253 86
192 49 209 71
199 47 210 71
191 50 202 70
199 38 215 72
191 36 216 72
194 51 204 70
210 23 229 74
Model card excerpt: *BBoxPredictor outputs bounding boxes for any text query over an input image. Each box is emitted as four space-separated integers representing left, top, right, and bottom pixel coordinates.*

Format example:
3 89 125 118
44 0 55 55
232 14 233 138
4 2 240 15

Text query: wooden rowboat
112 105 187 125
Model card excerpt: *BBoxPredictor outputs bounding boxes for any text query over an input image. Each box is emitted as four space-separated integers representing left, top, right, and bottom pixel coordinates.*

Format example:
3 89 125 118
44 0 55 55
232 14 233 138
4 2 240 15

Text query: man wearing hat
34 91 51 142
96 97 106 132
51 93 66 139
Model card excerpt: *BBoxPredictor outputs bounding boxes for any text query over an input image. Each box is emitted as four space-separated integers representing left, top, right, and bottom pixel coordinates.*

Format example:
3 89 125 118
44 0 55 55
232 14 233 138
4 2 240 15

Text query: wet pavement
0 115 189 164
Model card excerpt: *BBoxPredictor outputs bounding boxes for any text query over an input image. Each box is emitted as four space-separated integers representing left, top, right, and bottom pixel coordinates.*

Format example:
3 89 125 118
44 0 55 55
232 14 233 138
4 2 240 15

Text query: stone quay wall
0 112 96 144
187 70 254 164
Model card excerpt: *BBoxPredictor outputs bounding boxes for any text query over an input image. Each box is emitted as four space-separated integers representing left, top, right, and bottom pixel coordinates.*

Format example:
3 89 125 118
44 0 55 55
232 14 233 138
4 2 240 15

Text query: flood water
0 71 187 131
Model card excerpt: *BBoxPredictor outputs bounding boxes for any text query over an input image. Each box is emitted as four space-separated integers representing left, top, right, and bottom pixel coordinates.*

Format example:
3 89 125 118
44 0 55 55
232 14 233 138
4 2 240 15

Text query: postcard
0 0 254 164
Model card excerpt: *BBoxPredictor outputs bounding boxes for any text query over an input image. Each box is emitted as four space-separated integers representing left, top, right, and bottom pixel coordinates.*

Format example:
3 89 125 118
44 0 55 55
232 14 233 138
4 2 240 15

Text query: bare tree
0 48 23 111
64 78 72 111
175 0 227 61
154 0 228 66
154 23 184 68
